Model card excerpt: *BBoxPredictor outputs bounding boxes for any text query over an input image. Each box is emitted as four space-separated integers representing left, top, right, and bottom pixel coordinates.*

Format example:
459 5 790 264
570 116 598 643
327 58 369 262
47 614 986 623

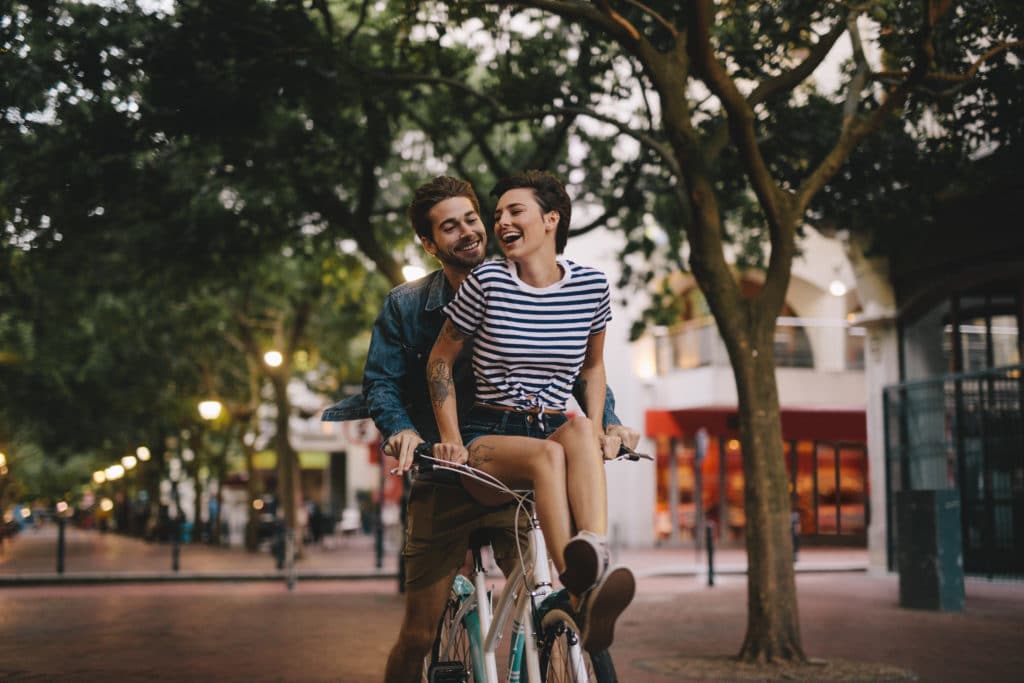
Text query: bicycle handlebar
408 440 652 472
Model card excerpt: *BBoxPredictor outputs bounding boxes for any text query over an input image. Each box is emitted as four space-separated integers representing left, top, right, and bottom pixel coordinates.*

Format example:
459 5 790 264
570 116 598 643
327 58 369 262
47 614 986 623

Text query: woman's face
492 188 558 259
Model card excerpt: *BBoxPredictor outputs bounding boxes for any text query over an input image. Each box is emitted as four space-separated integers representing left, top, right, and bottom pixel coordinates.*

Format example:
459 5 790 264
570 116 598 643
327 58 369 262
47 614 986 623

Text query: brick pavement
1 525 1022 682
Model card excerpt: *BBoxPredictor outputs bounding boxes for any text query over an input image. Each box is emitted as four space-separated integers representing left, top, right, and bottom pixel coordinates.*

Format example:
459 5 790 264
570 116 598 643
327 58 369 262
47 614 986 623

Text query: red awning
646 405 866 442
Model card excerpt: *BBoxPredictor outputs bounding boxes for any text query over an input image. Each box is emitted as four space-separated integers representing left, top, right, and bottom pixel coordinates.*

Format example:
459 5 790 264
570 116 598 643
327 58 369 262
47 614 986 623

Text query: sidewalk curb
0 570 400 586
638 564 868 578
0 565 866 586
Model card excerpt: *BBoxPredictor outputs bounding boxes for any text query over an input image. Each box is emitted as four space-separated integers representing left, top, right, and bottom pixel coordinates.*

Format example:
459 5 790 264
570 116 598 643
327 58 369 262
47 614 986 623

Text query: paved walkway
1 526 1022 682
0 524 866 583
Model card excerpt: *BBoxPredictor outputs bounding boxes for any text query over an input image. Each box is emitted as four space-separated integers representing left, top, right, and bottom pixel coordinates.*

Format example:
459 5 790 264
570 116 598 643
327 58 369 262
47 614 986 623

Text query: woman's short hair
491 170 571 254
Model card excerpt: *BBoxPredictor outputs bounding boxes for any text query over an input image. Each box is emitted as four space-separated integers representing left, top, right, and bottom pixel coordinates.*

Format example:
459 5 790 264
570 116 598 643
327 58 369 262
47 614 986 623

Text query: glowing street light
93 470 107 484
121 454 138 470
0 452 6 468
198 400 223 421
104 464 125 481
99 498 114 512
829 279 848 297
136 446 151 462
263 350 283 368
402 265 427 282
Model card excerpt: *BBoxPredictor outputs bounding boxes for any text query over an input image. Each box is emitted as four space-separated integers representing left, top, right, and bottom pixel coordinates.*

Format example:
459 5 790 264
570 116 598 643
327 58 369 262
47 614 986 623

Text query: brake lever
617 443 653 461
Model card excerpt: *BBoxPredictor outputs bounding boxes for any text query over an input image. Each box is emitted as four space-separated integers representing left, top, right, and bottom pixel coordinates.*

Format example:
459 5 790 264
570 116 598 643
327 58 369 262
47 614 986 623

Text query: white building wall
565 224 866 549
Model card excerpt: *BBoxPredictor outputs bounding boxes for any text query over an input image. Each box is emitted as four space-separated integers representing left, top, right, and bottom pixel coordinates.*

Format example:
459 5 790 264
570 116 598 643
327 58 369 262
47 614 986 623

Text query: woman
426 170 634 654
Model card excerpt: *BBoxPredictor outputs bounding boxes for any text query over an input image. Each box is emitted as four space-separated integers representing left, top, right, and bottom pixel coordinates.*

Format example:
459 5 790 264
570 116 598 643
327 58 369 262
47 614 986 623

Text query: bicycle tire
537 612 617 683
424 594 477 683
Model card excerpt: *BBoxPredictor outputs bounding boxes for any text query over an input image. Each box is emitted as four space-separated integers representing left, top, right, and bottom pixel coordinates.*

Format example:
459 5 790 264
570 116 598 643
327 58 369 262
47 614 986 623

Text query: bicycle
410 441 651 683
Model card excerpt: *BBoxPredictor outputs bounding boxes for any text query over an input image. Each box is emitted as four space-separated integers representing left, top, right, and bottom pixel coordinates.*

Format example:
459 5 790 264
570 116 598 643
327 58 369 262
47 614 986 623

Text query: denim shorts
461 404 568 444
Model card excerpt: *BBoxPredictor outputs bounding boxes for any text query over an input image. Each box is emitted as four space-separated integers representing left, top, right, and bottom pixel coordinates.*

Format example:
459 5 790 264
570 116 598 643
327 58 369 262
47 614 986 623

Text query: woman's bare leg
548 416 607 535
461 434 573 573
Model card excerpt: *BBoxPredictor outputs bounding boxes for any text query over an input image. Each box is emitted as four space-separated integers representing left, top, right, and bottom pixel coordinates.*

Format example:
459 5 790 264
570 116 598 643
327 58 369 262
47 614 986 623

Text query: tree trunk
188 432 204 544
271 373 303 558
244 439 260 552
729 322 805 663
210 424 232 545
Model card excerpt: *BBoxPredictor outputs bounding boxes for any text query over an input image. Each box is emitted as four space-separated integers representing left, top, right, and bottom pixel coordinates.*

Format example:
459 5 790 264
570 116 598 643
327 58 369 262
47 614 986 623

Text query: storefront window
902 283 1022 380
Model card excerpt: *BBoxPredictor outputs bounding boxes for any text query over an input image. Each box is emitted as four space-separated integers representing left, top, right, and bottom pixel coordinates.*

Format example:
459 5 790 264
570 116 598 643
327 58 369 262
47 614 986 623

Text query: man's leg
383 567 458 683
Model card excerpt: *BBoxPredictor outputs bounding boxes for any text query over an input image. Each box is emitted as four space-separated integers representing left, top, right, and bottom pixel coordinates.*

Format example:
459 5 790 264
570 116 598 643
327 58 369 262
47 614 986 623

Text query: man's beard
438 236 485 270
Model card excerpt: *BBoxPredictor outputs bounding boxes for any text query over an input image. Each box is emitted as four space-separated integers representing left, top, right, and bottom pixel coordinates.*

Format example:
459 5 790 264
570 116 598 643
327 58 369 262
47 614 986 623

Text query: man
322 176 639 681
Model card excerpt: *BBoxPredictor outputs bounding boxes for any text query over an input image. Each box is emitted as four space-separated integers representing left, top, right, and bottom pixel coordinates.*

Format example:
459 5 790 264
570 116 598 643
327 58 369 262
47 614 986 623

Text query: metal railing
884 364 1024 579
652 316 865 374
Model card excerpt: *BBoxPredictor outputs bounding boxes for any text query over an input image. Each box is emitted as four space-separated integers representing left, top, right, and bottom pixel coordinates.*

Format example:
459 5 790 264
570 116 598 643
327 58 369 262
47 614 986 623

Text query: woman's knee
565 415 595 438
534 439 566 477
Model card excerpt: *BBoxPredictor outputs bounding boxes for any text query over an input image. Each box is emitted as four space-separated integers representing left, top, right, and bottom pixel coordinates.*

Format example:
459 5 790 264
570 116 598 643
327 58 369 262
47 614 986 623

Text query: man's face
422 196 487 271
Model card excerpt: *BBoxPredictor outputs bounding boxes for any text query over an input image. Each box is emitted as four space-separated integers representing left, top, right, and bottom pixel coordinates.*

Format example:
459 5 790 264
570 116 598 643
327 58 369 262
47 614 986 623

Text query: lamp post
169 456 183 572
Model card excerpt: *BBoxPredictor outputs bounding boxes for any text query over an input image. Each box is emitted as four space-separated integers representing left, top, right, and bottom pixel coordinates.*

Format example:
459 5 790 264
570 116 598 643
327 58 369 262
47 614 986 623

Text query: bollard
705 522 715 587
285 528 297 591
56 517 66 574
172 518 181 572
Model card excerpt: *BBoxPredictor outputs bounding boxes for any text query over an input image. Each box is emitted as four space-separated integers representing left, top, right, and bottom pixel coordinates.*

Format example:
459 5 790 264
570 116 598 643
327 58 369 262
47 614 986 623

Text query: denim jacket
321 269 622 446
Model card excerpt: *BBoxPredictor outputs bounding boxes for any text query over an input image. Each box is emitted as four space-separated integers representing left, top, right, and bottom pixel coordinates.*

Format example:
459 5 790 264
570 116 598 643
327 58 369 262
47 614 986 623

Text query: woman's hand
600 424 640 460
433 441 468 465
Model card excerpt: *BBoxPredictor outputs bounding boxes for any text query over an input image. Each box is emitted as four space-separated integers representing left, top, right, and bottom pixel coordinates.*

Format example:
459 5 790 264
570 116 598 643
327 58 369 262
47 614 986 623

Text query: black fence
884 364 1024 580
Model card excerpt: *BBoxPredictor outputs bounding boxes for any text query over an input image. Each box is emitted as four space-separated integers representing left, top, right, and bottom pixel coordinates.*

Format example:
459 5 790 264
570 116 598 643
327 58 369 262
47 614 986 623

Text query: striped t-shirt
443 257 612 413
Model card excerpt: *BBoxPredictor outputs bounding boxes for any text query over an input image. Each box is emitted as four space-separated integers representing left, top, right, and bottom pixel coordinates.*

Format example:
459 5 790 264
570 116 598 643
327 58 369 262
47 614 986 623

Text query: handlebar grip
617 443 653 461
412 442 435 471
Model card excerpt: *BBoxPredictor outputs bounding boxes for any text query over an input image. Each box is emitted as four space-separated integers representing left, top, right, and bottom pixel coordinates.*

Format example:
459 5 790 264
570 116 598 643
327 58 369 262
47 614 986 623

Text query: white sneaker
559 531 608 595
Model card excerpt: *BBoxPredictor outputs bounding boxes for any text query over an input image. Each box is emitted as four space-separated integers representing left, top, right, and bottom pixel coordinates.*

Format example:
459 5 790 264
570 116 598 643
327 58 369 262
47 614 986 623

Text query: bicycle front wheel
424 591 481 683
538 612 617 683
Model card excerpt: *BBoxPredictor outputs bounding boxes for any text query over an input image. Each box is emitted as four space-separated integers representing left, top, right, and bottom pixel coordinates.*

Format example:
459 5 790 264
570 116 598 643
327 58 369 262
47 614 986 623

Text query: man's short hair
490 170 571 254
408 176 481 242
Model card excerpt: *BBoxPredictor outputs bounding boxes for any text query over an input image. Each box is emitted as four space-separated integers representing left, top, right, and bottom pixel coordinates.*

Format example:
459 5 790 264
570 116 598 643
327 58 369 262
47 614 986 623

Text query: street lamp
0 452 6 468
121 454 138 470
263 350 283 368
402 265 426 282
136 446 151 462
198 400 223 421
92 470 106 484
104 464 125 481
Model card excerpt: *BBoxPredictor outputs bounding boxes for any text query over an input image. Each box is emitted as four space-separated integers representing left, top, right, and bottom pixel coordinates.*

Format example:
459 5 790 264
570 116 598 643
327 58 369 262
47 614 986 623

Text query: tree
420 0 1013 662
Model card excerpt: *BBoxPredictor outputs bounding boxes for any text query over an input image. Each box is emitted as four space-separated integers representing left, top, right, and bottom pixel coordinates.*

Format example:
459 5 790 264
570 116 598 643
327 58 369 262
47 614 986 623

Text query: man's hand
432 442 468 466
600 424 641 460
383 429 424 474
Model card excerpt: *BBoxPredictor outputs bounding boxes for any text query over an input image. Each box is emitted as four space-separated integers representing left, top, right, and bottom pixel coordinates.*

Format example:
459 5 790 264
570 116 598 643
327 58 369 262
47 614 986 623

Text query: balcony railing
652 316 865 375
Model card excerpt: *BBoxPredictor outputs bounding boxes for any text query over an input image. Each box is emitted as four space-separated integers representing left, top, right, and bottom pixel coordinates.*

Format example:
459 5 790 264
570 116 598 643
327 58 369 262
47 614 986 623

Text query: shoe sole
561 537 600 595
581 567 635 653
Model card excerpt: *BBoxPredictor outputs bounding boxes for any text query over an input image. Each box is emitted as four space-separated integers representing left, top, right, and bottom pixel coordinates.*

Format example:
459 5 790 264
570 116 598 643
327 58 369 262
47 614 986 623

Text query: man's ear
420 235 438 257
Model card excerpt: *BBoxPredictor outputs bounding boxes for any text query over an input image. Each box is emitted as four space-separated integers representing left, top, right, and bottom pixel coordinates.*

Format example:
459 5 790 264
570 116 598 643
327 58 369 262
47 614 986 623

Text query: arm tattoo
468 441 495 468
427 358 453 408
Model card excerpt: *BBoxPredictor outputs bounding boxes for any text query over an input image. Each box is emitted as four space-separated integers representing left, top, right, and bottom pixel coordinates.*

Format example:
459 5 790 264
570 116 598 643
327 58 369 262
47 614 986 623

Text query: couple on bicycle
323 171 639 682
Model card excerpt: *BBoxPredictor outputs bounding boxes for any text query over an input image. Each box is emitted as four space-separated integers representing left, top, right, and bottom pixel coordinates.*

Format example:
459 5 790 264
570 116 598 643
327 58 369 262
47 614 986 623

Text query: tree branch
496 0 641 44
795 0 957 216
843 15 871 119
686 0 790 253
595 0 641 40
623 0 678 38
748 18 848 107
494 105 679 177
870 40 1024 96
